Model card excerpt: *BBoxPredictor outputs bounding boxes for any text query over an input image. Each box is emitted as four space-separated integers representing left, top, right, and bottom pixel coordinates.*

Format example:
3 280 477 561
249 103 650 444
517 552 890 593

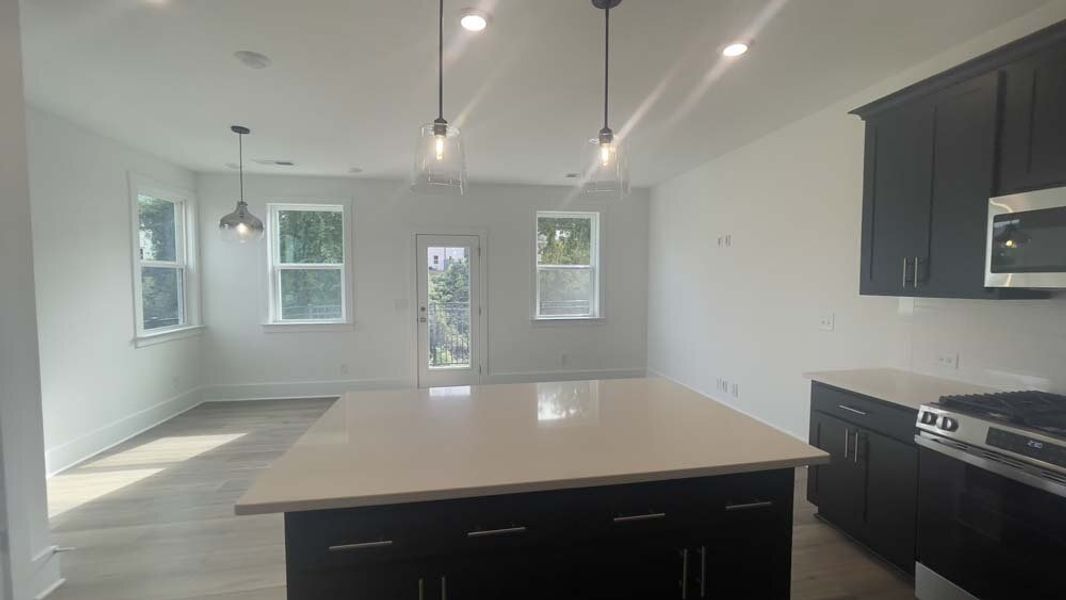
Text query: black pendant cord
603 7 610 132
438 0 445 122
238 132 245 205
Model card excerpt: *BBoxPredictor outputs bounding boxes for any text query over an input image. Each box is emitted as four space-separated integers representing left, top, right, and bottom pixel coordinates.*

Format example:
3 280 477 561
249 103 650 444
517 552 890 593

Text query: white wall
648 1 1066 438
0 0 62 596
198 174 649 399
25 108 204 474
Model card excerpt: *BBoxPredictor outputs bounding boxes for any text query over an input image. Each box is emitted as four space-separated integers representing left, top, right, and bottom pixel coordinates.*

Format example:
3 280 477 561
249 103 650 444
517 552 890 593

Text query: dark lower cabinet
863 429 917 572
807 383 918 575
284 470 795 599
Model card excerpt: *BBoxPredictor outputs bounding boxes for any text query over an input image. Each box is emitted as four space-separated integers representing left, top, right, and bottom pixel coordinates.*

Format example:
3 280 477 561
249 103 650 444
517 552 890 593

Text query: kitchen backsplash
907 295 1066 393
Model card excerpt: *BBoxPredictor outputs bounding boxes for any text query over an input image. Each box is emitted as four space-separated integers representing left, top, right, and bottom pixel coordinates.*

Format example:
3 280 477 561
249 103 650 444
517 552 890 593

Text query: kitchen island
237 378 828 599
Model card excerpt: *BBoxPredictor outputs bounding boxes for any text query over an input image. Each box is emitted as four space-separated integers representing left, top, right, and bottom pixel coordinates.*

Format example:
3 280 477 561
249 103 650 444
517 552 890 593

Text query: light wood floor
47 399 914 600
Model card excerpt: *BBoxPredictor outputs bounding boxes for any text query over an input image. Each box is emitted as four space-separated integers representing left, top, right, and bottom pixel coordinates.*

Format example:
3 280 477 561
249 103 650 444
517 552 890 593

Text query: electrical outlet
724 234 732 248
170 375 181 390
730 383 739 398
340 363 350 375
818 312 836 332
560 353 569 368
936 353 960 370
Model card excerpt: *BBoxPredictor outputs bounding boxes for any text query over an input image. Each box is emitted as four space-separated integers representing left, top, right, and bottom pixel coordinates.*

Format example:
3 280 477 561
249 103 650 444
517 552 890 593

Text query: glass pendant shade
219 200 264 244
581 136 629 197
219 125 264 243
411 122 465 195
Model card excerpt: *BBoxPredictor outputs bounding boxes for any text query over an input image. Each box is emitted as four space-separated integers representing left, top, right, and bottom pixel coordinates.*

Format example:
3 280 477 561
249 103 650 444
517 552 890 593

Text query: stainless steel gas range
914 391 1066 600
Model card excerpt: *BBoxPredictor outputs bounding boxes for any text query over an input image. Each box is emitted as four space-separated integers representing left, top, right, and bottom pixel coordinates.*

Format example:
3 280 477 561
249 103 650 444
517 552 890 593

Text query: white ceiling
21 0 1049 186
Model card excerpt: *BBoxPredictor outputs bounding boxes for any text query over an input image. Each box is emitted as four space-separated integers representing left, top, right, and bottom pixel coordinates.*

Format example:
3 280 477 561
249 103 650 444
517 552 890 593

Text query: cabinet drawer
286 492 571 569
811 383 916 444
286 471 794 570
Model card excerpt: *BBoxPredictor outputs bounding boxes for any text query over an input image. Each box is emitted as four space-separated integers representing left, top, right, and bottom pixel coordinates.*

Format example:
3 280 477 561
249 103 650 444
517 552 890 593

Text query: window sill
133 325 205 348
261 321 355 334
531 316 606 326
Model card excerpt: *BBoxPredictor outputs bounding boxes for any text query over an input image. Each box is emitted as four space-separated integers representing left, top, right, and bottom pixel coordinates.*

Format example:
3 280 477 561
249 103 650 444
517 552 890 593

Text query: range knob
920 411 938 425
937 416 959 432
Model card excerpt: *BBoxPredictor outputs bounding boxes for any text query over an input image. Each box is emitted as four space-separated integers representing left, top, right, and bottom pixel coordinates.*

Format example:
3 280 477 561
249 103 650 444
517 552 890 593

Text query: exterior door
416 235 481 388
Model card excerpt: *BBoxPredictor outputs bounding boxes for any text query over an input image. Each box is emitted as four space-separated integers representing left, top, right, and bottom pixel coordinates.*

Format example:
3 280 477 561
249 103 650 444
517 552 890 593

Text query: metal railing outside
429 302 471 367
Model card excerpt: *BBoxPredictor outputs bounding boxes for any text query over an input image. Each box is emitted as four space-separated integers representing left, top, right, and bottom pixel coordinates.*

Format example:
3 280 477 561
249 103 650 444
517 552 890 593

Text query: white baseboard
45 386 204 476
200 378 412 402
646 368 804 442
200 369 648 402
482 368 646 385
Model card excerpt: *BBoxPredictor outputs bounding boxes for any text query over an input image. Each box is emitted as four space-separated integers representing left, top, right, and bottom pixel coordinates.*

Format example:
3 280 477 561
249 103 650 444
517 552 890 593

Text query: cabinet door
922 73 1000 298
592 541 689 600
443 553 539 600
859 101 935 296
807 411 866 535
286 562 429 600
862 429 918 574
999 40 1066 194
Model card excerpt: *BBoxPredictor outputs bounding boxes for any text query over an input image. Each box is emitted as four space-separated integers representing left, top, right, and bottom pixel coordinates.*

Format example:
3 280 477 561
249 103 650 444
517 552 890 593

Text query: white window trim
533 210 603 321
128 173 203 347
263 201 354 330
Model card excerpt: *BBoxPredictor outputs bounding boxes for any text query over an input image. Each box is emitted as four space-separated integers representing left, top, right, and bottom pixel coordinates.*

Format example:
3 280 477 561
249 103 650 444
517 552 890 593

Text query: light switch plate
818 312 836 331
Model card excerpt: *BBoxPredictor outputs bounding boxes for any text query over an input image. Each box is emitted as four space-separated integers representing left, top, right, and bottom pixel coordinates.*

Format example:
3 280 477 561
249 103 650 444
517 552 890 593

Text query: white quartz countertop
236 378 828 515
803 368 996 411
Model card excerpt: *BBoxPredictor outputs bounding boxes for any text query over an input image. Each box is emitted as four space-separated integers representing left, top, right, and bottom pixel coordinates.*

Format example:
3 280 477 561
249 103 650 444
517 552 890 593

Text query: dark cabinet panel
808 384 919 575
285 471 795 600
858 55 1047 299
859 100 934 296
863 429 918 574
923 73 1000 298
807 410 866 534
999 40 1066 194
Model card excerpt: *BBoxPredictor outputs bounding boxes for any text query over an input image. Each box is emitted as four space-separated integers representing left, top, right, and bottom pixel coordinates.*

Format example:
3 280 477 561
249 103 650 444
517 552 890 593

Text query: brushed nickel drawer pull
680 548 689 599
699 546 707 598
466 526 527 538
327 540 394 552
725 500 773 512
613 512 667 523
837 404 868 416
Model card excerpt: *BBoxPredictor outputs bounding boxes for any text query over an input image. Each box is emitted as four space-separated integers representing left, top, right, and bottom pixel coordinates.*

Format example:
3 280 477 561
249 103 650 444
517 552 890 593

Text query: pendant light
582 0 629 197
219 125 264 243
412 0 466 195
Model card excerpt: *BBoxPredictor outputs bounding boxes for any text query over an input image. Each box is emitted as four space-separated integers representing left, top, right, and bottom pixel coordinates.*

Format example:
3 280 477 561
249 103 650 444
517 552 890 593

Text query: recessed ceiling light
252 159 295 167
233 50 272 70
225 162 240 170
348 167 364 174
565 173 580 179
722 42 750 58
459 9 489 32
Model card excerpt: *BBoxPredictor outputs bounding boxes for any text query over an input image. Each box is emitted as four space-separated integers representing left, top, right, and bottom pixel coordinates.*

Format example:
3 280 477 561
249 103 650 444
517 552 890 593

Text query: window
267 203 349 324
535 211 601 319
130 175 201 342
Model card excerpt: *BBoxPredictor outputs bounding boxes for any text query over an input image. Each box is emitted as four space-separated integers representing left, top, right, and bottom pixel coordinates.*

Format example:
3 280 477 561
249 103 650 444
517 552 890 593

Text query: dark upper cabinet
852 23 1066 300
999 39 1066 194
922 74 1001 297
857 73 1047 299
859 76 1002 299
859 99 934 296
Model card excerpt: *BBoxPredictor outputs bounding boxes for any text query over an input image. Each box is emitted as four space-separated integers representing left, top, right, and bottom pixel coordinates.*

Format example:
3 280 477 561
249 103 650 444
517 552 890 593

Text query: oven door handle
915 433 1066 499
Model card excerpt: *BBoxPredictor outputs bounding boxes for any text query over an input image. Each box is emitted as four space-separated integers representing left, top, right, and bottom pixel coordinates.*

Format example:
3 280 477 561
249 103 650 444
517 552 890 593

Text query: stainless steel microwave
986 187 1066 288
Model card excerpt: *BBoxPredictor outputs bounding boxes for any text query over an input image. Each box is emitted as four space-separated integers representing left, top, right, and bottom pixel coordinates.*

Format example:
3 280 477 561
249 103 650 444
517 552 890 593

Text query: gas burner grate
940 391 1066 435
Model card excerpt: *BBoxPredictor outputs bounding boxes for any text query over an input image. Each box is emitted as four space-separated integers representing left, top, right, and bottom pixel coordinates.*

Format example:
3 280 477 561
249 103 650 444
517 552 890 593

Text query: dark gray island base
284 468 794 599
